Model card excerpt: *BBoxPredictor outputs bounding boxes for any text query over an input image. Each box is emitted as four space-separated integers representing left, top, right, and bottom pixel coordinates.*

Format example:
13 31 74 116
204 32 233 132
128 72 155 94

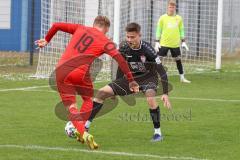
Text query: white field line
18 89 56 93
0 144 208 160
169 97 240 102
0 85 239 103
0 85 49 92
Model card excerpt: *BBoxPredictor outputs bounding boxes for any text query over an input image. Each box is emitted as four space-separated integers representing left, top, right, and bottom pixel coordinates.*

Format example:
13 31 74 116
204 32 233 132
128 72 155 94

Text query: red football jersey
45 23 133 82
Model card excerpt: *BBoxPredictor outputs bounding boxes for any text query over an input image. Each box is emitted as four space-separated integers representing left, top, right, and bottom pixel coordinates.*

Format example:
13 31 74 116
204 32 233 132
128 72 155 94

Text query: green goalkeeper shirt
156 14 185 48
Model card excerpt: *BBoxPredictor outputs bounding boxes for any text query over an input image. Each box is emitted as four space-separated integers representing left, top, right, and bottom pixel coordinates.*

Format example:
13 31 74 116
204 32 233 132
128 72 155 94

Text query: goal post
113 0 120 45
35 0 224 80
216 0 223 70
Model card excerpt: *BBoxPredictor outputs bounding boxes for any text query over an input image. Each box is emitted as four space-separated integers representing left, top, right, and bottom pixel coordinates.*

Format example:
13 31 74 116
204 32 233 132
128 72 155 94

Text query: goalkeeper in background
155 0 191 83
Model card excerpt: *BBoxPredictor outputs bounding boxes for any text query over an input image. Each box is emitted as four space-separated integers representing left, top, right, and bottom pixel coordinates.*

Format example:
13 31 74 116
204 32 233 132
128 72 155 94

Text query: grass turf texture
0 55 239 160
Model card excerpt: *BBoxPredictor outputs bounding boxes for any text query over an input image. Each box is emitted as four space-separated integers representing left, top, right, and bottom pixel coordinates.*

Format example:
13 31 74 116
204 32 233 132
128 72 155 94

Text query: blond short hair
168 0 176 6
93 15 110 28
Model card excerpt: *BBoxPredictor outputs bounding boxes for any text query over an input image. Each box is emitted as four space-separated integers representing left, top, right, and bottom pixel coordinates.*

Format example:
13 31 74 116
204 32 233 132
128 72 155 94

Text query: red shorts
56 67 93 106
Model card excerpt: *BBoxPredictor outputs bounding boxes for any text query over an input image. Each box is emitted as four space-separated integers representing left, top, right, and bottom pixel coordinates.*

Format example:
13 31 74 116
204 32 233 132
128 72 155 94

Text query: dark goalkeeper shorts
158 46 181 58
108 73 158 96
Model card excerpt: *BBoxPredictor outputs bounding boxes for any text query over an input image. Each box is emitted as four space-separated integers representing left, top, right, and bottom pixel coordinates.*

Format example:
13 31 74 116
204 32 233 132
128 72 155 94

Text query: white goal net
36 0 225 81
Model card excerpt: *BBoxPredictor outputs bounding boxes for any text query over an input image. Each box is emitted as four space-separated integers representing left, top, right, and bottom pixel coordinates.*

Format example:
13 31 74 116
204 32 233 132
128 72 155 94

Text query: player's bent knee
94 86 115 103
94 90 107 102
93 97 103 103
147 100 158 109
145 92 158 108
146 97 155 103
145 89 156 97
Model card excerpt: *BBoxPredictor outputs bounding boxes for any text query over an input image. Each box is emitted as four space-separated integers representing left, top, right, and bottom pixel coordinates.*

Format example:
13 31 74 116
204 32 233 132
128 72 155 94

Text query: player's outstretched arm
45 23 79 42
45 23 79 43
154 58 171 109
35 23 80 49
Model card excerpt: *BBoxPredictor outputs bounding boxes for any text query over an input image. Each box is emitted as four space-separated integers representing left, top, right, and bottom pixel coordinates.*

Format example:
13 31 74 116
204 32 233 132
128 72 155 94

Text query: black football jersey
116 40 168 94
117 40 159 77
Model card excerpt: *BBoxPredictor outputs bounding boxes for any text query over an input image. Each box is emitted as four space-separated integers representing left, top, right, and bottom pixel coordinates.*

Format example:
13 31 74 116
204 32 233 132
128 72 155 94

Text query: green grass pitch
0 62 239 160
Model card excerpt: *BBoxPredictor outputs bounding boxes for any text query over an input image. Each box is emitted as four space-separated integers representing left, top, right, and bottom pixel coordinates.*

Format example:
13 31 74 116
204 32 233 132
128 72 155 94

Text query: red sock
69 107 85 135
79 96 93 124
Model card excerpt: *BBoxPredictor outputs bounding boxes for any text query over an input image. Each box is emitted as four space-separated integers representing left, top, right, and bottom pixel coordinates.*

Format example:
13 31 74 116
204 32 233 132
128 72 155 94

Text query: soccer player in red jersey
35 16 139 149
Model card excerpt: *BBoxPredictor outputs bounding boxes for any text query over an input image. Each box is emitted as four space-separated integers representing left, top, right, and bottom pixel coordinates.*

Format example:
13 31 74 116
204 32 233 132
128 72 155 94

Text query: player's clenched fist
35 39 48 48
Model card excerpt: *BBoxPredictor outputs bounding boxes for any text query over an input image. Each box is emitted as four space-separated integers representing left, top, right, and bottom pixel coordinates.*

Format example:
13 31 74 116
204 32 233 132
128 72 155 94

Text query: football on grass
64 121 77 138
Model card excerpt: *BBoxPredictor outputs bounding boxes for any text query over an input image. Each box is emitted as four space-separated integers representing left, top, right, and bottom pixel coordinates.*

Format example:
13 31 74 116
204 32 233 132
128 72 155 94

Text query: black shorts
108 73 158 96
158 47 181 57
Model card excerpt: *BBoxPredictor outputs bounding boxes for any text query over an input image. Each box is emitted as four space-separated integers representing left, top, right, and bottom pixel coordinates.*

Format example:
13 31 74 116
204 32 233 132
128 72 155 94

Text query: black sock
149 106 160 129
88 101 103 122
176 59 184 75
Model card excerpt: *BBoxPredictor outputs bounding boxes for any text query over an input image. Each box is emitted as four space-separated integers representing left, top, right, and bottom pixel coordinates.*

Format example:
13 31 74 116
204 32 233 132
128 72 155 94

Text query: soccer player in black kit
85 23 171 142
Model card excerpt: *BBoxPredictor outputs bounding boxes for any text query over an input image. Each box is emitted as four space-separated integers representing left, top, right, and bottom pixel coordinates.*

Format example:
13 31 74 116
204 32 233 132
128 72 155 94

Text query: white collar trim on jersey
129 40 142 50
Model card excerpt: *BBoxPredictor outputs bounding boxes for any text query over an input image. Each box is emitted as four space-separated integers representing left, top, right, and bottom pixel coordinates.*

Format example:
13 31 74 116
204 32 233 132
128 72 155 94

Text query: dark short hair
125 23 141 33
93 15 110 28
